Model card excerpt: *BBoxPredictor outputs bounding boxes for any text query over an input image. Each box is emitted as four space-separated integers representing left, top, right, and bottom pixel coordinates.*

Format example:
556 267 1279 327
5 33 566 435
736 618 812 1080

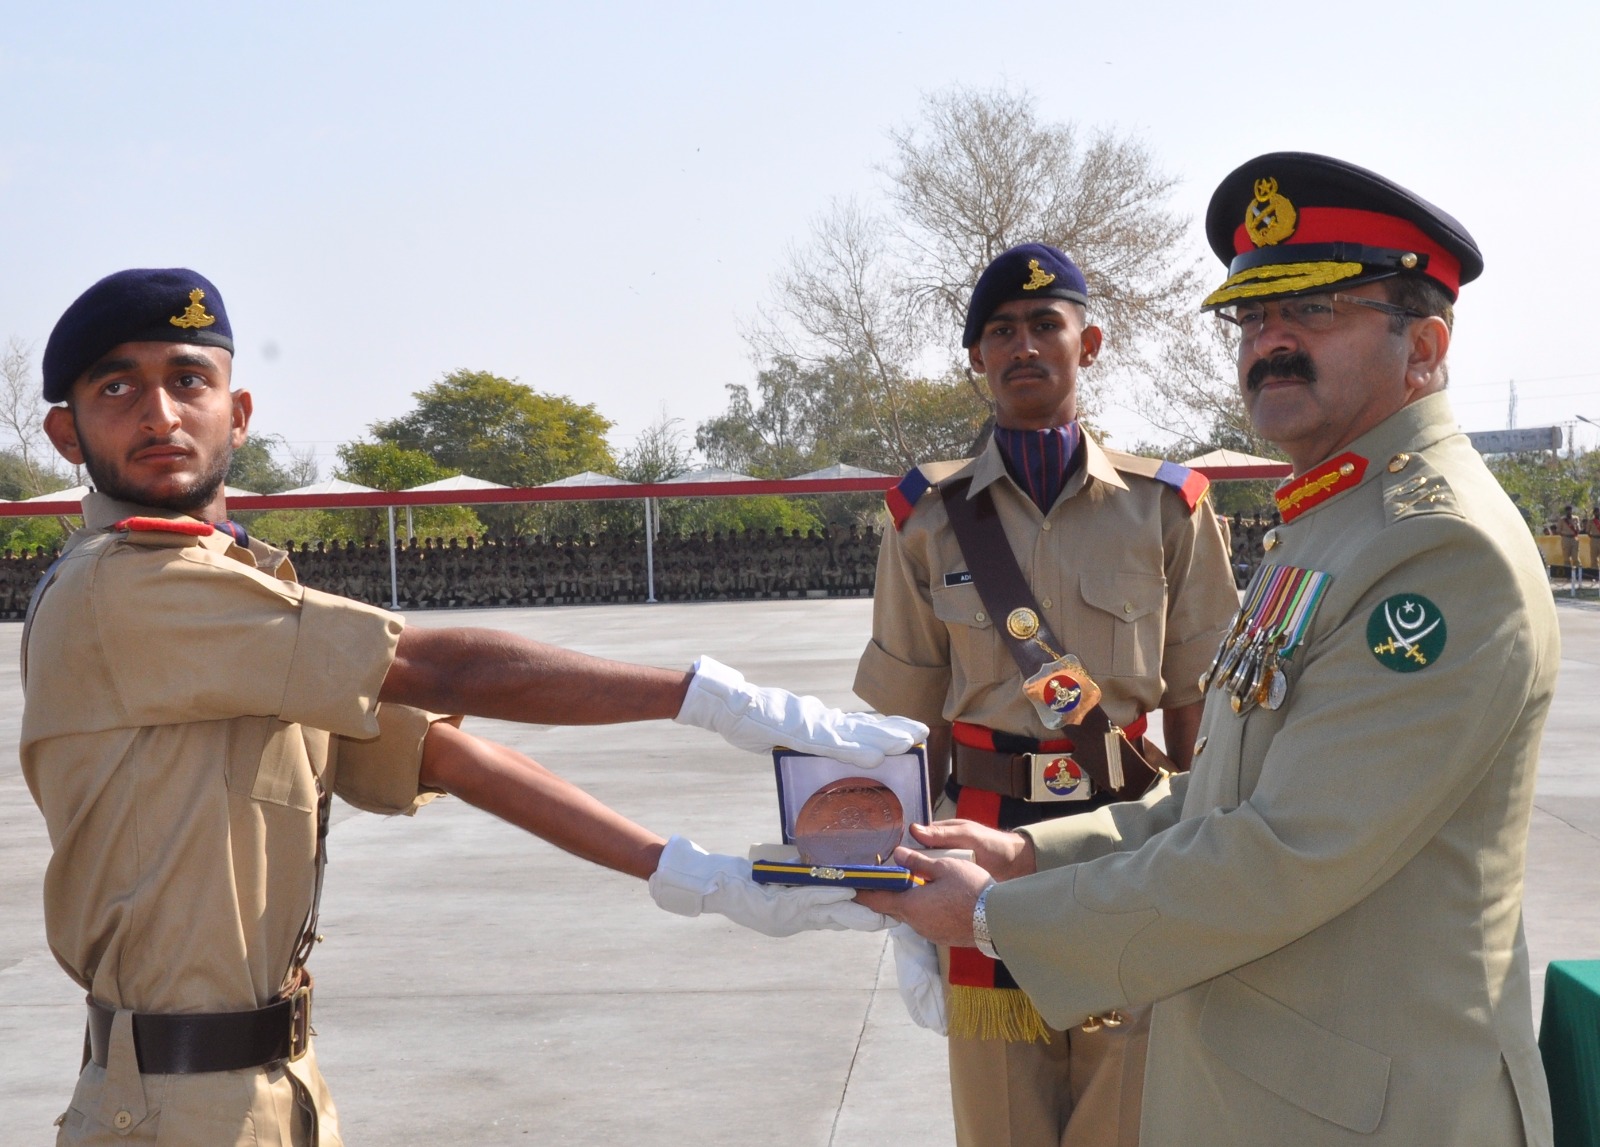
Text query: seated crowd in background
285 523 884 608
1226 508 1281 589
0 514 1287 616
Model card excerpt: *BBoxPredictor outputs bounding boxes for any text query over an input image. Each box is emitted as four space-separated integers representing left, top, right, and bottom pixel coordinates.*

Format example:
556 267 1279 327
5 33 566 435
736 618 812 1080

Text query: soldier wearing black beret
872 154 1559 1146
23 268 923 1145
855 241 1237 1147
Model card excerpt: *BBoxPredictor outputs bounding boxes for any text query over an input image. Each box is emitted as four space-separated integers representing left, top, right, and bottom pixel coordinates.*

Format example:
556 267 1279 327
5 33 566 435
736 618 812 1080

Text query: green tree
336 441 483 541
698 355 986 478
370 369 615 537
227 433 315 494
372 369 614 487
1486 449 1600 533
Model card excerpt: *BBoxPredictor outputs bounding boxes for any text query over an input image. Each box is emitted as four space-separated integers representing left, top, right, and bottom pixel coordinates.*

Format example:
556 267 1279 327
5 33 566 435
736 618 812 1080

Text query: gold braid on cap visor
1202 260 1365 310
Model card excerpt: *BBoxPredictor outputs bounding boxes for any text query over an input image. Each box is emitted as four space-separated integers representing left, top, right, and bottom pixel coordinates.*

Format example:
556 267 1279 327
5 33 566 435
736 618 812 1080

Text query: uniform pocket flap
1199 973 1390 1133
1080 571 1164 623
931 581 992 628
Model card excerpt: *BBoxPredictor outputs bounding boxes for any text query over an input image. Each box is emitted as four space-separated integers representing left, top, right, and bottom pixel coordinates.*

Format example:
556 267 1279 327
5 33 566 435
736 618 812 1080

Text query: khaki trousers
948 1005 1149 1147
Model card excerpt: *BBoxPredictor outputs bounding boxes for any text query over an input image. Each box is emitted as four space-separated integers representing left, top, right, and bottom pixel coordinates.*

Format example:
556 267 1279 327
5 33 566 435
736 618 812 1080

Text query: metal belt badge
1007 607 1103 730
1200 564 1332 716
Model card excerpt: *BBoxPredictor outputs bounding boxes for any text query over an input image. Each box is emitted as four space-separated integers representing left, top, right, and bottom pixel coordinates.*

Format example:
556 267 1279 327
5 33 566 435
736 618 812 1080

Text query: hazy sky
4 2 1597 476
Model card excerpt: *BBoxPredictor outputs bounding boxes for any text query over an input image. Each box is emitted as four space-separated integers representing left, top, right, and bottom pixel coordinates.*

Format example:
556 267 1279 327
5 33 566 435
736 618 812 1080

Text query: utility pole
1506 379 1518 430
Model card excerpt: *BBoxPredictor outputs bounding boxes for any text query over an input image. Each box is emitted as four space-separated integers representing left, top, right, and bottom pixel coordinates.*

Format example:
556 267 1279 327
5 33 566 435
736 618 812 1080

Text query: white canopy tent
405 474 508 492
1180 448 1281 469
793 463 890 480
539 471 627 487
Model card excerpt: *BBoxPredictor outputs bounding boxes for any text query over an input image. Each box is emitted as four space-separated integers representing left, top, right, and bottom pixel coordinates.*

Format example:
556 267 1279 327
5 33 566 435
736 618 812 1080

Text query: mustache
129 436 190 454
1246 352 1317 392
1002 363 1048 383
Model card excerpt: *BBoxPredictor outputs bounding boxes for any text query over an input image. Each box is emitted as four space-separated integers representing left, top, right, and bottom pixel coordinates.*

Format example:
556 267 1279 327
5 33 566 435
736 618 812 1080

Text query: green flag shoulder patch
1367 594 1447 672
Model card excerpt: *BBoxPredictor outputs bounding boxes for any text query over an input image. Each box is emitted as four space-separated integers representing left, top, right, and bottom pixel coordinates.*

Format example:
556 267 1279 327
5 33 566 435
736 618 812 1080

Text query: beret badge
1022 259 1056 291
169 288 218 330
1246 177 1298 247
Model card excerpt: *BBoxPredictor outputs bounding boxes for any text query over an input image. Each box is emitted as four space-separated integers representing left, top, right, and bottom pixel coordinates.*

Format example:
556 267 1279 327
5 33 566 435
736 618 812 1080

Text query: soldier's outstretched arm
383 628 926 767
416 720 889 937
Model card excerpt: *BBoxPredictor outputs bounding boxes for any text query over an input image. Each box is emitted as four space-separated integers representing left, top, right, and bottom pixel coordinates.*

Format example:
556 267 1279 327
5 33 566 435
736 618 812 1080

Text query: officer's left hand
858 847 993 948
649 835 891 937
675 655 928 767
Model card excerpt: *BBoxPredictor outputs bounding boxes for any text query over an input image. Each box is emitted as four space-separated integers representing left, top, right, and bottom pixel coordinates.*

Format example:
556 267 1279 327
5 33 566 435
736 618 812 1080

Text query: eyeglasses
1214 293 1428 342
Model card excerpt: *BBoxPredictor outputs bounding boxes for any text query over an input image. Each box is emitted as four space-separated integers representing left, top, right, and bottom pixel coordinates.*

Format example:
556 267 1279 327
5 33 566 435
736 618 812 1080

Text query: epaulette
108 517 214 547
1380 452 1460 526
885 459 970 530
1104 451 1210 513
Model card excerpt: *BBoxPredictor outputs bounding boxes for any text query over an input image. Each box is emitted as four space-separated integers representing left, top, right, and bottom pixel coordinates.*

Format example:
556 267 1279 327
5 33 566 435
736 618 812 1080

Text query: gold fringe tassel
947 985 1053 1043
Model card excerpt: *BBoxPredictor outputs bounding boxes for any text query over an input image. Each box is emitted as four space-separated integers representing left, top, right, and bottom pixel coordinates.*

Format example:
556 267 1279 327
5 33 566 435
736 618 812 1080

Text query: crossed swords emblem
1373 598 1440 666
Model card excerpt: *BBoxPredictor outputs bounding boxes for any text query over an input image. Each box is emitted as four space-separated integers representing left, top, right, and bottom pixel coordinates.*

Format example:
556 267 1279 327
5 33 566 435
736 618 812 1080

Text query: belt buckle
1026 752 1093 802
288 982 312 1062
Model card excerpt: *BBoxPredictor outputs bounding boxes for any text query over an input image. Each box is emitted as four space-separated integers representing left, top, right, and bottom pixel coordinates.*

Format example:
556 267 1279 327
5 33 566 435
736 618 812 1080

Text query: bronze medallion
794 777 905 866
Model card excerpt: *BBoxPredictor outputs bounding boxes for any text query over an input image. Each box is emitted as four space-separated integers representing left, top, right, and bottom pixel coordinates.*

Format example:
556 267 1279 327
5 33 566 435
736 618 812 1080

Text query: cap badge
169 288 217 330
1022 259 1056 291
1246 178 1298 248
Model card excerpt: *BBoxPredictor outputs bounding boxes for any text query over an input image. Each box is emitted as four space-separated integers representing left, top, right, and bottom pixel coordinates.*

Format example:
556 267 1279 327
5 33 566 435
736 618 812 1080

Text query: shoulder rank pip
886 459 970 530
1105 451 1210 513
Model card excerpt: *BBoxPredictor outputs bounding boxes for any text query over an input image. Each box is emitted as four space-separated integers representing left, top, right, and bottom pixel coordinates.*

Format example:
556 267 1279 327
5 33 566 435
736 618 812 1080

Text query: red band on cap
1233 206 1461 295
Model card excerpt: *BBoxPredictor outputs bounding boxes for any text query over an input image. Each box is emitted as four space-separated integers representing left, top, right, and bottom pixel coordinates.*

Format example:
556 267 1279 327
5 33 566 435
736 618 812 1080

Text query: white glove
890 923 948 1034
675 656 928 768
649 835 891 938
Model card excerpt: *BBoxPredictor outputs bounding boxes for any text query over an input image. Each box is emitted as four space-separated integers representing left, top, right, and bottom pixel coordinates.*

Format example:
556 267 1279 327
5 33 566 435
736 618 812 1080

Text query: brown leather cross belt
86 979 312 1074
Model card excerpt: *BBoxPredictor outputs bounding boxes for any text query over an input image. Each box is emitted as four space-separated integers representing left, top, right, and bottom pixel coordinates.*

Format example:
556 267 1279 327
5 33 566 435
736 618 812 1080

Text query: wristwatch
972 879 1000 960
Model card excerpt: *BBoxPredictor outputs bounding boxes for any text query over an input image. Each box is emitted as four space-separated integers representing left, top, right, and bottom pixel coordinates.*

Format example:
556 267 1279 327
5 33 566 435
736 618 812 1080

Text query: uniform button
1122 602 1133 615
975 611 986 623
1193 735 1207 757
1040 520 1052 531
1041 598 1053 610
113 1110 133 1131
1388 452 1412 473
1263 529 1279 551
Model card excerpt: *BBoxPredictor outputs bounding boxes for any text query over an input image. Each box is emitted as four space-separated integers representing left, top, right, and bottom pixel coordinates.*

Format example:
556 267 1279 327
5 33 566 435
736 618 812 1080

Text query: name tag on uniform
1029 753 1093 802
944 570 974 587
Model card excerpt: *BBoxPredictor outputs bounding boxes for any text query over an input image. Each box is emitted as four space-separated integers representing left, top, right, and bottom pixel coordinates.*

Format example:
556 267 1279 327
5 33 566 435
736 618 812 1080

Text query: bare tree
0 336 74 496
746 85 1243 455
746 200 930 468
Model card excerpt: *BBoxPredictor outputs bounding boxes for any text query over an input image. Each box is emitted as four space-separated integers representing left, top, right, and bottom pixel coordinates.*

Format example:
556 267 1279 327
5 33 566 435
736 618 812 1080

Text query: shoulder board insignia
1274 452 1368 522
1153 460 1209 513
885 459 970 530
110 517 215 537
886 468 933 530
1383 468 1457 524
1105 451 1210 513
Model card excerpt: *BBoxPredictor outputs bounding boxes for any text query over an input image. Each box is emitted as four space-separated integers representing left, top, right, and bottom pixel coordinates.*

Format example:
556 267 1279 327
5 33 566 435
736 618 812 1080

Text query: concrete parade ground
2 597 1598 1145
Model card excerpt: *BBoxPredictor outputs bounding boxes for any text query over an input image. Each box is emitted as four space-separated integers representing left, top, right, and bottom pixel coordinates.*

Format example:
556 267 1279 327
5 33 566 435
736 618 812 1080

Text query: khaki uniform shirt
21 494 444 1147
988 395 1558 1145
854 432 1236 741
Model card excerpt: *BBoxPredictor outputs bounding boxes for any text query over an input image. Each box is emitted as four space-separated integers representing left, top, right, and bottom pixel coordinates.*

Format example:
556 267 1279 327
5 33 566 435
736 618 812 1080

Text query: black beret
42 268 234 402
1201 152 1482 310
963 243 1089 348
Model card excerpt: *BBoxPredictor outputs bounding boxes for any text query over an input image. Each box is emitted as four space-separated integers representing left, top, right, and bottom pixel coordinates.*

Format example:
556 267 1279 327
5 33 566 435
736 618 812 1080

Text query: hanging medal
1006 607 1104 730
1203 564 1332 716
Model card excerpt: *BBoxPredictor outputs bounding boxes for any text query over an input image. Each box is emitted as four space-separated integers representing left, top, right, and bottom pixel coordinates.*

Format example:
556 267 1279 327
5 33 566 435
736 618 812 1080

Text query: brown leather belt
86 978 312 1074
954 743 1045 800
954 737 1171 803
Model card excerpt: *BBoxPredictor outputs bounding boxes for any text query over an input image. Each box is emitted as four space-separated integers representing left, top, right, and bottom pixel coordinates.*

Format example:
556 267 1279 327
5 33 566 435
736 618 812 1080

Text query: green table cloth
1542 960 1600 1147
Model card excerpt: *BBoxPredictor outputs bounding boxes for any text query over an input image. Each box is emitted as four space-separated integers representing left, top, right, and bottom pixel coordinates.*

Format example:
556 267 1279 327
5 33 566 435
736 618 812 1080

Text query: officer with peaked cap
22 268 924 1146
853 242 1236 1147
866 154 1559 1145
